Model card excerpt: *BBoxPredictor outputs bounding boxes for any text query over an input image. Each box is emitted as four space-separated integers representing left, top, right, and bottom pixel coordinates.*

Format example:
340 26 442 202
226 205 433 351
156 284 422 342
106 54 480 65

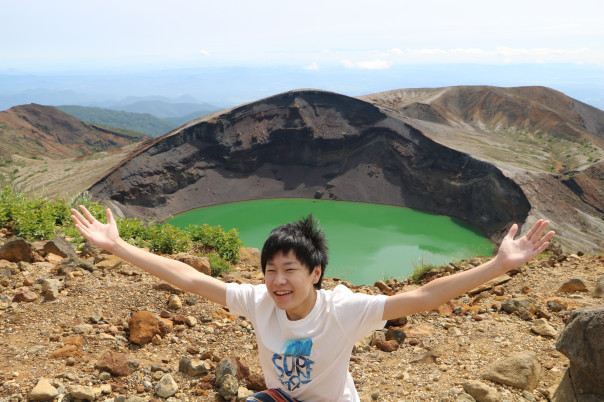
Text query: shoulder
226 283 270 317
322 284 385 308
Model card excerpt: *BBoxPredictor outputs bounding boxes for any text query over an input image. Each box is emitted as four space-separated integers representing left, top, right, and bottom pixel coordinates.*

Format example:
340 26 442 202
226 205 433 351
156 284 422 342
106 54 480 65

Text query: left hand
495 219 555 271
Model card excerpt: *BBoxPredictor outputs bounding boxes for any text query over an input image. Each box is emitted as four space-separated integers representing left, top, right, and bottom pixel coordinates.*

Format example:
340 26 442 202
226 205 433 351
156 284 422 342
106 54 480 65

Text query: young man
71 207 554 402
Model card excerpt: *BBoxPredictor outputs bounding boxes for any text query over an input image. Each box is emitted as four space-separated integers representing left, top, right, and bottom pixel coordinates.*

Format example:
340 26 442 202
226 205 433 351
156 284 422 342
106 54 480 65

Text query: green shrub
208 252 232 277
148 222 190 254
117 217 151 248
0 186 243 264
410 263 439 284
187 224 242 262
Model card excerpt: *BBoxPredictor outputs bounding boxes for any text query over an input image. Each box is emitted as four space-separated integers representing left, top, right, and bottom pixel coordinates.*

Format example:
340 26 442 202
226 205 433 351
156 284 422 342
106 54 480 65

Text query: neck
286 289 317 321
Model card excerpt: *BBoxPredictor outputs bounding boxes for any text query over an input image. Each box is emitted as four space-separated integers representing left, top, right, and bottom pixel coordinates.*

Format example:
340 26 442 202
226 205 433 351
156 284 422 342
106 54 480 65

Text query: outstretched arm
71 206 227 305
382 219 554 321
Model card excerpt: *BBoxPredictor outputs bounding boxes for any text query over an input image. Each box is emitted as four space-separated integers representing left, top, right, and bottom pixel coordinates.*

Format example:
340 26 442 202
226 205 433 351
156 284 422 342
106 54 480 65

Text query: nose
273 271 287 285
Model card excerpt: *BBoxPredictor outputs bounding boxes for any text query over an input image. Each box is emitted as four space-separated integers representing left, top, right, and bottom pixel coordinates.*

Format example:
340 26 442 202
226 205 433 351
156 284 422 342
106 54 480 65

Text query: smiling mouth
275 290 293 296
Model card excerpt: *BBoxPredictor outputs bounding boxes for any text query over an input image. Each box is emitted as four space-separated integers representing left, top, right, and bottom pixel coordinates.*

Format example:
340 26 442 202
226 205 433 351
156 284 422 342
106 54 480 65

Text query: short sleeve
226 282 255 319
331 285 387 341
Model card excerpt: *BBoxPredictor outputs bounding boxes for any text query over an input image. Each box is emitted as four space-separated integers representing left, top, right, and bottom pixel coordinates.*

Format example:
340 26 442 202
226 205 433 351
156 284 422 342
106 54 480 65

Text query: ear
311 265 322 285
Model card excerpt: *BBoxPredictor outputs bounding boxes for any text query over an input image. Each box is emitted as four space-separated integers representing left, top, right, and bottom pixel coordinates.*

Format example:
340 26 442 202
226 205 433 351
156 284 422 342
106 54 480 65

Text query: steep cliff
89 89 530 241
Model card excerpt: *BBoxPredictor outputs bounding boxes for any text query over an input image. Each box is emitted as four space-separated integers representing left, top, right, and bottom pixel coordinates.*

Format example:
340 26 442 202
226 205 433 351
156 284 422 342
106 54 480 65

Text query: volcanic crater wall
89 90 530 240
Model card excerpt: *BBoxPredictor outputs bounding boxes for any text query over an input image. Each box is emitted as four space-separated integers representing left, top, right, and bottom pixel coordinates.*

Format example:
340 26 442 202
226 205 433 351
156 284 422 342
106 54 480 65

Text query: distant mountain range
57 101 221 137
56 105 177 137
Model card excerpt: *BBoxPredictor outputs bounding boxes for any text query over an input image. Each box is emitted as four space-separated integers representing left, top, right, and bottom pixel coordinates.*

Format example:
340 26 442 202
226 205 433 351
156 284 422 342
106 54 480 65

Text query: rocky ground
0 232 603 402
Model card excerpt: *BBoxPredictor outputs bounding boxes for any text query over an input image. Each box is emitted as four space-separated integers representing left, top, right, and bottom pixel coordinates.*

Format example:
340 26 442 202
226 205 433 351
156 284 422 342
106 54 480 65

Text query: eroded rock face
89 89 530 239
553 306 604 401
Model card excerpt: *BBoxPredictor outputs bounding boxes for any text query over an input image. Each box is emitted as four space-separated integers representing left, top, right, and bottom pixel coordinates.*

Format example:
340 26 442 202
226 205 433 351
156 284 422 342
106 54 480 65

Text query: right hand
71 206 120 252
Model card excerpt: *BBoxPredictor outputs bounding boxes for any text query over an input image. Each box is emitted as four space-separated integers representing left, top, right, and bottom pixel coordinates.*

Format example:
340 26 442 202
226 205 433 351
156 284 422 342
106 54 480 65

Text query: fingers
79 205 97 224
106 208 116 226
70 208 90 227
527 220 549 243
524 219 543 240
505 223 519 240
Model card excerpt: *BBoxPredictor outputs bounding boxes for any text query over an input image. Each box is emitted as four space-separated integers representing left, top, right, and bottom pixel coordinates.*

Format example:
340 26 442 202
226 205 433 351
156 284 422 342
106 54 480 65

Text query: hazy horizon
2 0 603 110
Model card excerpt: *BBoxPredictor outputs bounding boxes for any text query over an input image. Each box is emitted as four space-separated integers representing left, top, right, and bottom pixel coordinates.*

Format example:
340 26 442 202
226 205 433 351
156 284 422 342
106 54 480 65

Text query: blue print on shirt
272 338 314 391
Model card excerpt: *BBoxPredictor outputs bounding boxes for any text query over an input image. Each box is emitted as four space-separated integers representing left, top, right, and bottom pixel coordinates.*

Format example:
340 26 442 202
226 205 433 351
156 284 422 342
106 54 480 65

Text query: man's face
264 250 321 321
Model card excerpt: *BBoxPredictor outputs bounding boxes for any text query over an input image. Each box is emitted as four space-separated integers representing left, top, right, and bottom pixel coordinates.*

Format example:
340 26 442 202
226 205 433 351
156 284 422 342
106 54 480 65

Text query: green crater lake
169 199 495 285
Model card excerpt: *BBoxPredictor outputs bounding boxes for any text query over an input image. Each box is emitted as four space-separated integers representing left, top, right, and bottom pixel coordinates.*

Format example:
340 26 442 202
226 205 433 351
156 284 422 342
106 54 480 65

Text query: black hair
261 214 329 289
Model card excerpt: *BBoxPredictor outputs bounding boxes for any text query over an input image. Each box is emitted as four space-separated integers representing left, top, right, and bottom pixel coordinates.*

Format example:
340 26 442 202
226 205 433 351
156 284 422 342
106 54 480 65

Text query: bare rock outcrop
553 306 604 401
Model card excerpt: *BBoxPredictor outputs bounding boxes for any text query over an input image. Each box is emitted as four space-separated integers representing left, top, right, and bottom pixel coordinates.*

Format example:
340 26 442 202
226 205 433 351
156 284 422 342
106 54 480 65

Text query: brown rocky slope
359 86 604 253
0 232 603 401
0 104 148 159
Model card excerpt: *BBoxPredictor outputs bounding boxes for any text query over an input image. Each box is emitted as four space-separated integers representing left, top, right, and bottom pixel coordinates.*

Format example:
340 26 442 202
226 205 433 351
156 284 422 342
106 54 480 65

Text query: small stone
547 300 567 312
558 278 588 293
30 378 59 401
179 357 211 376
374 280 392 294
215 357 238 386
89 308 104 324
74 324 93 334
462 380 500 402
69 385 96 401
155 374 178 398
238 386 254 400
185 316 197 327
12 287 38 303
96 350 132 376
218 374 238 400
376 339 399 352
168 295 182 310
530 318 557 337
128 310 169 345
481 352 541 390
42 279 63 300
448 327 462 336
98 372 111 381
386 327 406 344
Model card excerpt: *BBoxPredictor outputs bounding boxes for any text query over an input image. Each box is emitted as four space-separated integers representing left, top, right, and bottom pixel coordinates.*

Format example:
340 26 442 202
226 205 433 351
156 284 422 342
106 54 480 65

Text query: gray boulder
553 306 604 401
43 236 77 259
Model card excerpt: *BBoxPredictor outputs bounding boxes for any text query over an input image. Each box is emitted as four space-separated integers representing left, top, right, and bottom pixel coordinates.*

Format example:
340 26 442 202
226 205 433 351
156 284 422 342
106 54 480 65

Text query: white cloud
411 48 447 55
451 48 488 55
199 49 210 56
382 47 604 64
341 58 392 70
303 62 319 70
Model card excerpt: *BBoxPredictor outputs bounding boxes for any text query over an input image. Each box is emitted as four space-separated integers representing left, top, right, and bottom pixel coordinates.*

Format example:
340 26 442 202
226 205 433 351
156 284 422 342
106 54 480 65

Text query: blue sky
1 0 604 108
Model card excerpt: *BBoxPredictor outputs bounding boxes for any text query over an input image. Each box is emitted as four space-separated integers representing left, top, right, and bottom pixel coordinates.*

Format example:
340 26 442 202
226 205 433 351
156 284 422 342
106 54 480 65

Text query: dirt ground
1 235 602 401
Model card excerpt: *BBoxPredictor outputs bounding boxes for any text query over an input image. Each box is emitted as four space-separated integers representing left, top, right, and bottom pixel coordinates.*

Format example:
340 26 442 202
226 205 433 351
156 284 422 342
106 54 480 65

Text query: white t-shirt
226 283 387 401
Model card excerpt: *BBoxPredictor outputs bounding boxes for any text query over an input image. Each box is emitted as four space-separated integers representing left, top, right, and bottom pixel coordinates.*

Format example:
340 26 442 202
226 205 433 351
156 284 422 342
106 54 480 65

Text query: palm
71 206 120 251
496 220 554 270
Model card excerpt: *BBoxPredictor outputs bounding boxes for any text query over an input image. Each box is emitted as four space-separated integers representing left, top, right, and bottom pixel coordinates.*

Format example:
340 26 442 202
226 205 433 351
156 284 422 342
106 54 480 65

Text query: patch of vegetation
0 186 242 275
410 261 440 284
208 252 232 277
497 128 603 173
